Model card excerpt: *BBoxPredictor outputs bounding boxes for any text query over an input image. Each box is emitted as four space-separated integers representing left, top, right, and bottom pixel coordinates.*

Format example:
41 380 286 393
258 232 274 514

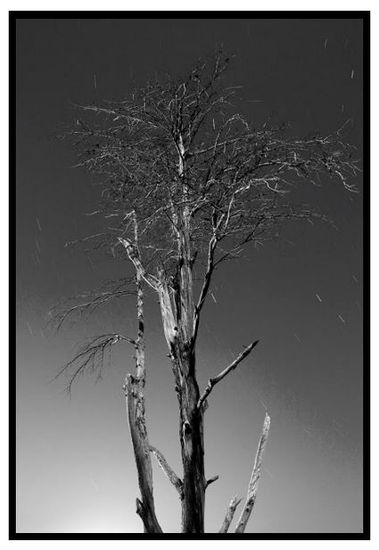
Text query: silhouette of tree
53 51 359 533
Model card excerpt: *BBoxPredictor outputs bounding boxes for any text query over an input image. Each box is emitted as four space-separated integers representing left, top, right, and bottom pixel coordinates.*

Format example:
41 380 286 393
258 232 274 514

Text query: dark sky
16 16 364 533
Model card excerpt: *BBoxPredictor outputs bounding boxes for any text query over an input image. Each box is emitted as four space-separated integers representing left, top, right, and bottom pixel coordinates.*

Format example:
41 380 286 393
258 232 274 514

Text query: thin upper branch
51 333 134 394
198 340 259 409
234 412 271 533
192 235 217 343
49 277 136 332
192 211 227 343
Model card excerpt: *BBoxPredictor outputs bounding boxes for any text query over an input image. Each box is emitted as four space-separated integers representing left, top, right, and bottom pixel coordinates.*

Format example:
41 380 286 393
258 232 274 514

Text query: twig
206 475 219 489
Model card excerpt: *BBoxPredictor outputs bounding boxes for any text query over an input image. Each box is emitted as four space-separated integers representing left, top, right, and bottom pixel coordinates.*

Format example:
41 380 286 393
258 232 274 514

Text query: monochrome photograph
11 12 369 538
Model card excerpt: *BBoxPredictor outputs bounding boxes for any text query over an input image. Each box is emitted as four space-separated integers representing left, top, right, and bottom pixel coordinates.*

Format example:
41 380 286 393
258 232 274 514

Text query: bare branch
219 496 242 533
118 236 159 291
149 445 183 498
51 333 134 394
192 235 217 343
235 412 271 533
49 283 136 332
198 340 259 409
205 475 219 489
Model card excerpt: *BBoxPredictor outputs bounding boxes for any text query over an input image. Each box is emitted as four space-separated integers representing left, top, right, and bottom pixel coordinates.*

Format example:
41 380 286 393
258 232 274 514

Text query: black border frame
9 10 370 541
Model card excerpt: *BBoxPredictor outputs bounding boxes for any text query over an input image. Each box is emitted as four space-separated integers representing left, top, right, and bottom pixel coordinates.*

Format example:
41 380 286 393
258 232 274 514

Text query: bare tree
54 51 359 534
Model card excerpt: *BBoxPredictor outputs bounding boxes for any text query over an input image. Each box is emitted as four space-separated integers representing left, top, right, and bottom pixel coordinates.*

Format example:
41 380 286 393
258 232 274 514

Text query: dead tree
54 52 359 533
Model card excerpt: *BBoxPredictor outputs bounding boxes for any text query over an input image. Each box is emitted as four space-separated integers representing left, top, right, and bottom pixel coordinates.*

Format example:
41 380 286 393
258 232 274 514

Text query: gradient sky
15 16 364 534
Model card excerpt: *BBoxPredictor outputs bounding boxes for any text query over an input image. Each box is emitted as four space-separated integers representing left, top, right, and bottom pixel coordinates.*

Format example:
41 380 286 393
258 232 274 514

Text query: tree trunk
158 279 206 532
124 375 162 533
178 354 206 533
158 136 207 531
122 226 162 533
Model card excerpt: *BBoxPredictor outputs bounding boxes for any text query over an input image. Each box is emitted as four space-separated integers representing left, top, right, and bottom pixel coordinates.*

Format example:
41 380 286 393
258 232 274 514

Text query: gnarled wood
150 445 183 498
167 334 206 533
124 376 162 533
122 215 162 533
219 496 242 533
235 412 271 533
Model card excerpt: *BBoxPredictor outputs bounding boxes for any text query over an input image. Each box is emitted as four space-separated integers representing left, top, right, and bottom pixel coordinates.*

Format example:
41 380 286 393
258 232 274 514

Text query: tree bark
158 276 206 533
219 496 242 533
149 445 183 498
121 220 162 533
178 356 206 533
235 412 271 533
124 375 162 533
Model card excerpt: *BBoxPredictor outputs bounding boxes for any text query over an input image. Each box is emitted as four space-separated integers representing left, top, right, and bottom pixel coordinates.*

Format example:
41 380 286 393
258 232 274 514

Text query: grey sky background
16 16 364 533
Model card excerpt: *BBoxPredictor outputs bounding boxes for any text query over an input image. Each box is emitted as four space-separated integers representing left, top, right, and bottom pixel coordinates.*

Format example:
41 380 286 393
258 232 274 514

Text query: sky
15 16 365 534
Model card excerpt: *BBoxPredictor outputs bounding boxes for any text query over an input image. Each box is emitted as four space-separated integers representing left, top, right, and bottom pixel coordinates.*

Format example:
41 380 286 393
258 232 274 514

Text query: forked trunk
158 280 206 532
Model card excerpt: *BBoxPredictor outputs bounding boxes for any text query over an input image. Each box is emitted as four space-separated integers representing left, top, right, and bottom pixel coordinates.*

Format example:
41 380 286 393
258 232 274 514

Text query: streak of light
85 211 100 216
294 333 301 343
352 275 358 283
315 293 322 303
87 255 95 272
36 217 42 231
259 399 268 411
324 38 328 49
35 239 41 253
93 73 97 89
337 314 346 324
341 104 345 113
210 292 217 303
351 69 355 79
26 321 33 336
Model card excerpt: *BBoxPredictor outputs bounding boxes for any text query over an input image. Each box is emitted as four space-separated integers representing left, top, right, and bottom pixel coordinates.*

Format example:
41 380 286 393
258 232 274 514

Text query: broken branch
118 236 159 291
206 475 219 489
235 412 271 533
219 496 242 533
198 340 259 409
149 445 183 498
124 376 162 533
